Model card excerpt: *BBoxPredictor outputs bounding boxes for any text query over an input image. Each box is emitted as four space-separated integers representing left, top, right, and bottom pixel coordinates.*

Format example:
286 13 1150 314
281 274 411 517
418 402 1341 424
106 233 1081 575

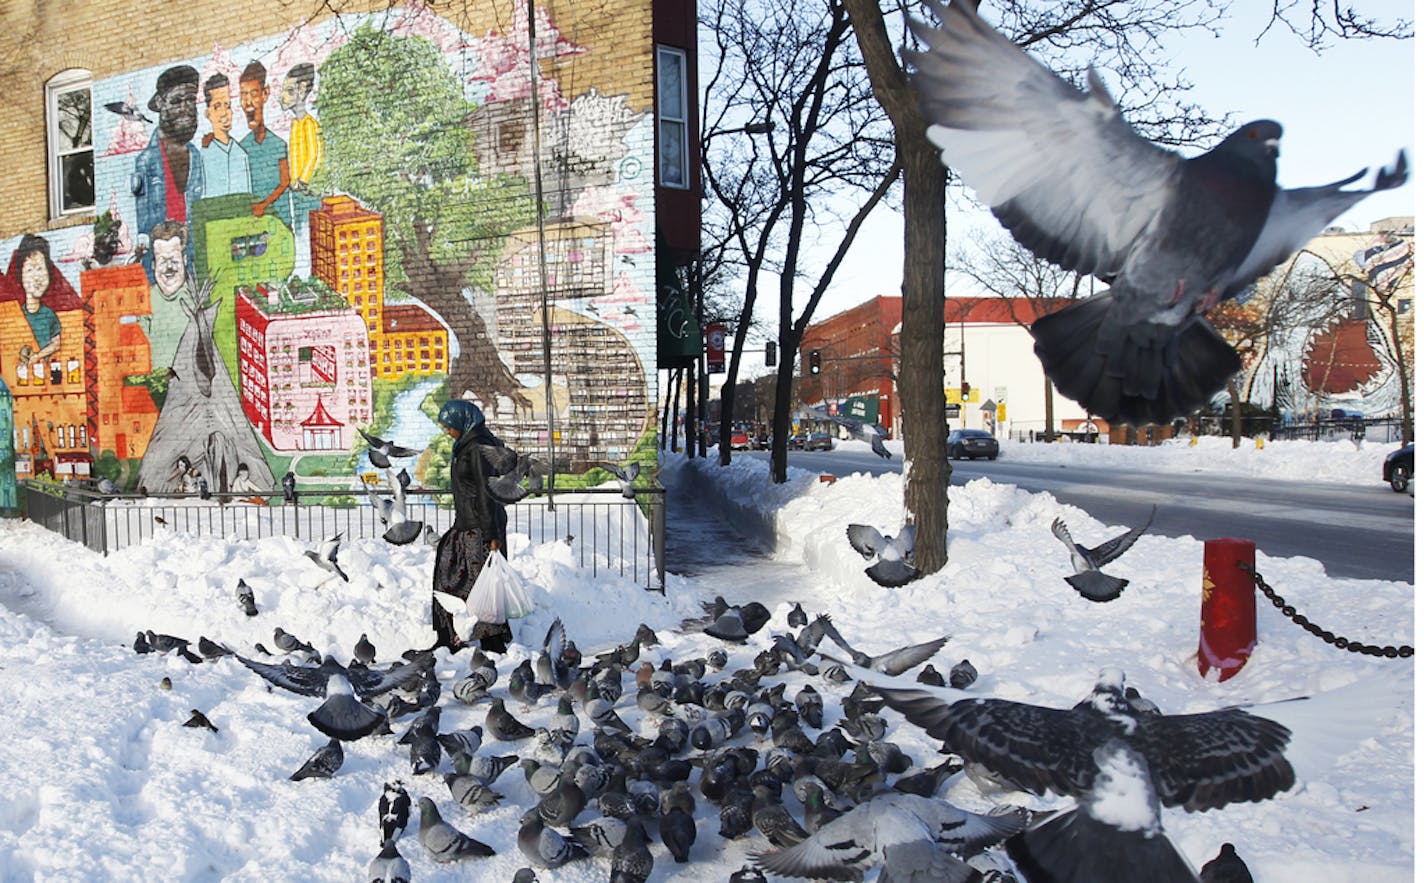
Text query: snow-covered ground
0 438 1412 882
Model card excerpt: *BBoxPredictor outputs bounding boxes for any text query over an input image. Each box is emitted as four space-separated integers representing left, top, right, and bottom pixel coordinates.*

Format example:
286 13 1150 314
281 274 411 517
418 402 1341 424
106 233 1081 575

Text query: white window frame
656 46 689 190
46 69 95 218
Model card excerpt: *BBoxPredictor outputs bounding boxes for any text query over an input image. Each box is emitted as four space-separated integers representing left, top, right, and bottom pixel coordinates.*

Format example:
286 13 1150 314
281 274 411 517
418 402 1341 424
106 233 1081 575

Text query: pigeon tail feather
866 559 922 588
1064 571 1130 602
308 694 386 741
1006 807 1201 883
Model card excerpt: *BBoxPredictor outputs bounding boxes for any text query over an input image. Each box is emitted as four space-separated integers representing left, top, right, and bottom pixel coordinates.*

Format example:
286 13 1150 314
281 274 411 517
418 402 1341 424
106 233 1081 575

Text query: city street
733 446 1414 583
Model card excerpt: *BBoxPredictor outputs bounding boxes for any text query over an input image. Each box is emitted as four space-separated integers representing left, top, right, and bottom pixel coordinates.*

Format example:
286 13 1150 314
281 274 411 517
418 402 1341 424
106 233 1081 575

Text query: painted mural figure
199 73 252 197
136 276 275 495
2 235 82 386
279 63 322 227
144 221 196 370
238 61 292 227
131 66 205 269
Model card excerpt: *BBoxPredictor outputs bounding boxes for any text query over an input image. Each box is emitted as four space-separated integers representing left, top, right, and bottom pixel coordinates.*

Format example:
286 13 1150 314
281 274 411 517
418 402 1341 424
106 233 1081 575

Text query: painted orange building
81 263 159 460
1 294 87 478
310 194 448 380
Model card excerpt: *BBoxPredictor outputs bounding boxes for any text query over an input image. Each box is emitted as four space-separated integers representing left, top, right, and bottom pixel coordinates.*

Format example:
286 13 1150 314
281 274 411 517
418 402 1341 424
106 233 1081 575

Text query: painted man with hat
130 64 205 278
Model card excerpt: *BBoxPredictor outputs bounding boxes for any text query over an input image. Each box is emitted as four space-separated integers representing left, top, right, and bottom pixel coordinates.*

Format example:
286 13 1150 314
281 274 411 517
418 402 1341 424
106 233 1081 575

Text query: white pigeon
366 468 425 546
304 533 349 582
847 523 920 587
1048 507 1155 601
754 793 1029 883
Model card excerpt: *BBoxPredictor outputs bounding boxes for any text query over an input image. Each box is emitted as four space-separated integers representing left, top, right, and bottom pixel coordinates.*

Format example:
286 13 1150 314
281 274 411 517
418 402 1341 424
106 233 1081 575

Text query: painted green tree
317 25 538 407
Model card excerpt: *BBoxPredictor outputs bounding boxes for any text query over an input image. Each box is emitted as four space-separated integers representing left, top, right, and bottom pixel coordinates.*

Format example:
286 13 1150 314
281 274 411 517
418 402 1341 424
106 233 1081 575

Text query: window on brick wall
656 47 689 189
46 70 95 217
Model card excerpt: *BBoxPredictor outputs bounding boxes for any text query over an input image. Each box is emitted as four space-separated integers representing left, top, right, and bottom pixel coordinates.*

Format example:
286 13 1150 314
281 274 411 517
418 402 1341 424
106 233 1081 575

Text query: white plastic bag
468 552 535 622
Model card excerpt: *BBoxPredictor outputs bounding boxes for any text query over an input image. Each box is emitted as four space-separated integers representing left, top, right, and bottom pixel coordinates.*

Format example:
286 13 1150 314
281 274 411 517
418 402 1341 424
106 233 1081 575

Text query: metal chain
1239 563 1413 658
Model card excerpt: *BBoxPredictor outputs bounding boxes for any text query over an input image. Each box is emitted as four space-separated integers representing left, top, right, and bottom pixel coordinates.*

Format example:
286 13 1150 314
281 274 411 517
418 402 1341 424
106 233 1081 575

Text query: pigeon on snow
872 666 1397 883
1200 842 1255 883
366 839 411 882
1049 506 1155 601
417 796 495 862
304 533 349 582
906 1 1409 426
847 523 920 587
233 652 432 741
358 427 420 469
235 579 258 617
754 793 1028 883
289 737 343 780
379 781 411 843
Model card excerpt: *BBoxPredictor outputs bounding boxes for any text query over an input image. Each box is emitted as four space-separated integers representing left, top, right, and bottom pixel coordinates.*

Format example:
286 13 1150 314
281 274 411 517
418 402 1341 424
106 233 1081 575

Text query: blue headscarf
438 400 496 456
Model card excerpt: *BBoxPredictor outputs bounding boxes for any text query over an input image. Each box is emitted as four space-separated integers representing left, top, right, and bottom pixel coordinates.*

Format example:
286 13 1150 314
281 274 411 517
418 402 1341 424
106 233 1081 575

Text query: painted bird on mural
906 0 1408 426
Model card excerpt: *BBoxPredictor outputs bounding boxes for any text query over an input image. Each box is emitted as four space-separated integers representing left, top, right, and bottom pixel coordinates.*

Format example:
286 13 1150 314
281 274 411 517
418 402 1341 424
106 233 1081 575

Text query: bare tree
699 0 897 476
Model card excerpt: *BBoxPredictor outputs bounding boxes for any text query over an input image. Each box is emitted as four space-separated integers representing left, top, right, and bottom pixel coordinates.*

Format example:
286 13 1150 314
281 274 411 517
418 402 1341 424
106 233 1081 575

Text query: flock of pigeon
847 506 1154 598
130 559 1315 883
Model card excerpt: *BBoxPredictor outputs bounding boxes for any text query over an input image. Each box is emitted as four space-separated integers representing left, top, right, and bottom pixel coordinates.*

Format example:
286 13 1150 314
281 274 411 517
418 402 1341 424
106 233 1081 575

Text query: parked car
789 433 807 450
729 429 751 451
948 428 999 460
1383 442 1413 493
805 432 833 451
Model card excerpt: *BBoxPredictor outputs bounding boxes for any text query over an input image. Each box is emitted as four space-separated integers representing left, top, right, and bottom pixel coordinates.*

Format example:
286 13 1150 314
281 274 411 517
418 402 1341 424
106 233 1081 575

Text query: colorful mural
3 4 659 490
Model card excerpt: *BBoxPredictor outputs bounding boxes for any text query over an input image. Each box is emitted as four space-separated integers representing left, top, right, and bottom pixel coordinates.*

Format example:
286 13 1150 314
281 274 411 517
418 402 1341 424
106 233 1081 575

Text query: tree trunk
843 0 949 573
1229 379 1243 448
404 224 527 409
1043 375 1055 441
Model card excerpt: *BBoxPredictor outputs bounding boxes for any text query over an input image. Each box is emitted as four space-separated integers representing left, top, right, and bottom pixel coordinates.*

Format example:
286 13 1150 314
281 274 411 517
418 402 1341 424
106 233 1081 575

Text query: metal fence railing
20 482 666 593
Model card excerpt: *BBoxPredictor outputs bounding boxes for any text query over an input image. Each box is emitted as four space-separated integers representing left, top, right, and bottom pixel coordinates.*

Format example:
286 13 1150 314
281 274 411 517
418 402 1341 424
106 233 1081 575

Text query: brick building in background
0 0 700 486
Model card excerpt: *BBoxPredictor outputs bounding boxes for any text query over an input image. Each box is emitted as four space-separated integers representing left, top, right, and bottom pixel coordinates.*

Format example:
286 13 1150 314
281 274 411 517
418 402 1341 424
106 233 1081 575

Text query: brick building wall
0 0 692 488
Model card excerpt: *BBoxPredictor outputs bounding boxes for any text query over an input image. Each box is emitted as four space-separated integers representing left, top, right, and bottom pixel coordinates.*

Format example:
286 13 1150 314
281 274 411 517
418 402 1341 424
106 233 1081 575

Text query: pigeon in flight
847 523 920 587
872 667 1391 883
304 533 349 583
489 453 549 504
358 428 420 469
816 616 949 677
104 99 152 124
907 1 1409 426
603 460 640 499
754 793 1028 883
183 709 218 732
817 409 893 459
233 652 431 741
1049 507 1155 601
366 468 425 546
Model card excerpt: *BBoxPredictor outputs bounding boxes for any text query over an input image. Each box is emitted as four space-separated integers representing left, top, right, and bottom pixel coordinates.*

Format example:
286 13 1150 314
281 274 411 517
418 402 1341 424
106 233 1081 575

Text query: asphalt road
737 447 1415 583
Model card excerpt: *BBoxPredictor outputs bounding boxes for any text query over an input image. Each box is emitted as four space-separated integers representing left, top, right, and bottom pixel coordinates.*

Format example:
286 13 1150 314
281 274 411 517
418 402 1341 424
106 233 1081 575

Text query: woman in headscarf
431 400 513 652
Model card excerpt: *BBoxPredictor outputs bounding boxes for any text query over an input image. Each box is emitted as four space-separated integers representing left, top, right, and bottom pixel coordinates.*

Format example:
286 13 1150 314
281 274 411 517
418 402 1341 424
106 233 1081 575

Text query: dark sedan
1383 443 1413 493
805 432 833 451
948 428 999 460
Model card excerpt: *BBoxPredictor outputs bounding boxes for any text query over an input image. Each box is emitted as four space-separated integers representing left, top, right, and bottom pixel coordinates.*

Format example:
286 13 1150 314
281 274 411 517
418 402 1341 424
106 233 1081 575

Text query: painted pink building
235 285 372 452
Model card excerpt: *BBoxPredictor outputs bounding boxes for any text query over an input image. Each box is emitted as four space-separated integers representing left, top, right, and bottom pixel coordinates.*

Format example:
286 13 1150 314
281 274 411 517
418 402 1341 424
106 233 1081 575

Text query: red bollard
1198 538 1258 681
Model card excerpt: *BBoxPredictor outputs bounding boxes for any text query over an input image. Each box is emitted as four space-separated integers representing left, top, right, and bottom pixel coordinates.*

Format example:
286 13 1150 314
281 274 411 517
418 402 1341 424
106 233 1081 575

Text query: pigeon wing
847 524 887 560
890 524 917 561
754 810 873 880
626 461 640 482
234 655 329 697
875 689 1103 798
907 0 1179 279
1049 518 1080 554
1224 152 1409 300
1087 506 1155 566
488 473 531 504
1136 707 1295 812
347 657 433 700
870 636 948 676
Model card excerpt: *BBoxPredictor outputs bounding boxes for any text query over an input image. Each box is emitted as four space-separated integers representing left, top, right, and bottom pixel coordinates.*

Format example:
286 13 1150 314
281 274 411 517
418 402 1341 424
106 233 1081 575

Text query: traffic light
808 349 822 375
961 381 971 399
765 341 777 367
